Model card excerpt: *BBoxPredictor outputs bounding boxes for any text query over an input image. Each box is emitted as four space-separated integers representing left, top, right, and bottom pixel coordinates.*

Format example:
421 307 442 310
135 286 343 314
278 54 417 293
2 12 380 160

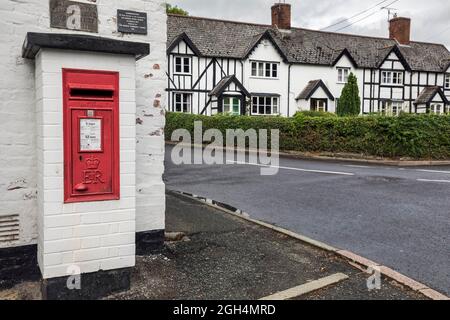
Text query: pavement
109 191 425 300
164 145 450 296
0 191 429 300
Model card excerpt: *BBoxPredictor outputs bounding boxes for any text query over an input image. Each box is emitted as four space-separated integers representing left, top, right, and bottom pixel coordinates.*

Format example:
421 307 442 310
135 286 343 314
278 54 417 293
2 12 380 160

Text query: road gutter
169 190 450 301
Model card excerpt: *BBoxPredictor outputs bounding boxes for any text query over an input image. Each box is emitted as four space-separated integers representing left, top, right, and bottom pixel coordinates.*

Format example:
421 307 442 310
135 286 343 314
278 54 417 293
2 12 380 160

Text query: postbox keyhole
79 155 83 161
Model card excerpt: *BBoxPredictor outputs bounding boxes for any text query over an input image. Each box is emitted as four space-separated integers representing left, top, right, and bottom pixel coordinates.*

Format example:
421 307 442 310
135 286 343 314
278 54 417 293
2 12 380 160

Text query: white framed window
337 68 350 83
173 93 192 113
223 97 241 115
381 71 403 85
445 74 450 89
430 104 443 115
381 100 404 116
251 96 279 115
251 61 279 79
174 56 191 74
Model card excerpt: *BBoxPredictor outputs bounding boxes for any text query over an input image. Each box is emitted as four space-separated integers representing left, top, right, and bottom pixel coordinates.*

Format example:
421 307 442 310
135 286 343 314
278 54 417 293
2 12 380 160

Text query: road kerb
418 288 450 301
259 273 349 300
170 190 450 300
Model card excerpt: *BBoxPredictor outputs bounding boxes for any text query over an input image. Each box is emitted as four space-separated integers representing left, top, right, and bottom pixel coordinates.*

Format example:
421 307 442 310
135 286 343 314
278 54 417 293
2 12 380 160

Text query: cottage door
311 99 327 112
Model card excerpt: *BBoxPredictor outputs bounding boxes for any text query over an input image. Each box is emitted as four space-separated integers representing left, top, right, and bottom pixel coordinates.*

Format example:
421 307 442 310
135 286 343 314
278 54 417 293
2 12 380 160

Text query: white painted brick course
1 0 166 283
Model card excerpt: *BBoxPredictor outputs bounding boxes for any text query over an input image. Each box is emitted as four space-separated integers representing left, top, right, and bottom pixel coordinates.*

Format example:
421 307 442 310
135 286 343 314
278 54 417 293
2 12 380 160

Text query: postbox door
71 109 113 196
63 69 120 203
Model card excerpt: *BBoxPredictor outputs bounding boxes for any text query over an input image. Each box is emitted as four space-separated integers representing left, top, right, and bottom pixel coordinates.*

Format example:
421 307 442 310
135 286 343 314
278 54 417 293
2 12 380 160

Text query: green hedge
165 112 450 160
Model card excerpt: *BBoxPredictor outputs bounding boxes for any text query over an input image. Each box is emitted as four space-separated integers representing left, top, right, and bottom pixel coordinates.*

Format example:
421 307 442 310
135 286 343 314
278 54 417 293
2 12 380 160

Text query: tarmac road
164 145 450 296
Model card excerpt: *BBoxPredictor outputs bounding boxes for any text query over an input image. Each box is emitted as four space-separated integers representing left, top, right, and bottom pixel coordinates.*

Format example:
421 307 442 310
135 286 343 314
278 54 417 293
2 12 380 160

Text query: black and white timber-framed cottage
167 2 450 117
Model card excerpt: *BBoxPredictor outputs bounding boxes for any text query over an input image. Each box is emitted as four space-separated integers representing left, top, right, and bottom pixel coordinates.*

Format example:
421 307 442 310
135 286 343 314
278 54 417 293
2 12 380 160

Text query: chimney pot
389 17 411 45
271 3 291 30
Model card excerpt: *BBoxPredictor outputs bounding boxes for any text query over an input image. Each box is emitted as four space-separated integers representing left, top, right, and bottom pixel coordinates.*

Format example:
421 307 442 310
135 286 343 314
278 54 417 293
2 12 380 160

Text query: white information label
80 118 102 151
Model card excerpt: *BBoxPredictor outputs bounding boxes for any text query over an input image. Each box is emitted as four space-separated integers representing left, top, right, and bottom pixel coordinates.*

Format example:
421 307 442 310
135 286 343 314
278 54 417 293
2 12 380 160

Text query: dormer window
174 56 191 75
251 61 279 79
445 74 450 89
337 68 350 83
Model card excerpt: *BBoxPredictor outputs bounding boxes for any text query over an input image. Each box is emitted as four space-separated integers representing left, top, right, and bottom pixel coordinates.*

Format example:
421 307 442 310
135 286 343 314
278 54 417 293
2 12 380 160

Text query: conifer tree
337 73 361 116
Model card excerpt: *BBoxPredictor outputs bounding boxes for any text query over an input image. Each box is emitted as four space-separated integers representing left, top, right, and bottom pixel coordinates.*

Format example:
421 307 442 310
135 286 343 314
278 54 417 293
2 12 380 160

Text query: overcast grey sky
169 0 450 48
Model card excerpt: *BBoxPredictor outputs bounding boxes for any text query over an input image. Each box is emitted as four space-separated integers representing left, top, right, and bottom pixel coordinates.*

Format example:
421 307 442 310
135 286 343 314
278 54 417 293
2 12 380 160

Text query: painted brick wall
0 0 166 249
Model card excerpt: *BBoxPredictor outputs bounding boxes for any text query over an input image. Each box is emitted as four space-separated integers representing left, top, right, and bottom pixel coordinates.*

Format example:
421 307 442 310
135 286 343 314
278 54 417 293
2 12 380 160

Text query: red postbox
63 69 120 203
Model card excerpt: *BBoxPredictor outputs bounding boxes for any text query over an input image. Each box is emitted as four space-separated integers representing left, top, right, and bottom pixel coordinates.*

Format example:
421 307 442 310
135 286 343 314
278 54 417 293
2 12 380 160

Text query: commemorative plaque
117 10 148 35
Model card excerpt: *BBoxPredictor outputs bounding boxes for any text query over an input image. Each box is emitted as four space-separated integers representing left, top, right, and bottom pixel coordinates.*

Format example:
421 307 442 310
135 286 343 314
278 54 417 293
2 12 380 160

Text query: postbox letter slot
70 88 114 100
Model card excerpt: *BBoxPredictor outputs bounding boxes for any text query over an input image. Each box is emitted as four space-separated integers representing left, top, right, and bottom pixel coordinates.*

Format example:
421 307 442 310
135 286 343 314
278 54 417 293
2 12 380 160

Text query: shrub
293 111 337 118
165 112 450 160
337 73 361 117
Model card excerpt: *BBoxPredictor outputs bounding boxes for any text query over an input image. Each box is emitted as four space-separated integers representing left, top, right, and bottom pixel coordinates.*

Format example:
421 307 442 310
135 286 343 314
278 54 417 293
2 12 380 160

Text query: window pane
259 104 264 114
223 98 230 112
175 58 182 73
265 63 271 77
183 58 190 73
273 98 278 114
233 98 240 114
338 69 342 82
258 63 264 77
259 97 265 106
272 64 278 78
251 63 257 77
183 94 191 113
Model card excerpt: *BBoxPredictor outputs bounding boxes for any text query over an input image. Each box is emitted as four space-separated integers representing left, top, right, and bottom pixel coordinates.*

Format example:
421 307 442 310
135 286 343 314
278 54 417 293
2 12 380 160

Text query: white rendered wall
0 0 166 250
244 40 289 116
290 55 362 116
36 49 137 279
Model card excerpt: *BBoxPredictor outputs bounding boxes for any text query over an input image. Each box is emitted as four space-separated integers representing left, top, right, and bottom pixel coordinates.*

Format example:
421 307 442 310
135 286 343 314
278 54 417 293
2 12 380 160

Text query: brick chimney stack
389 17 411 45
272 2 291 30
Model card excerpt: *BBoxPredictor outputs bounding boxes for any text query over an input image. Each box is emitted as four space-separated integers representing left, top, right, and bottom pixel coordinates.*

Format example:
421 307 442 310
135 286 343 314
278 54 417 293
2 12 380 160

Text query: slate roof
168 15 450 72
415 87 449 105
296 80 334 101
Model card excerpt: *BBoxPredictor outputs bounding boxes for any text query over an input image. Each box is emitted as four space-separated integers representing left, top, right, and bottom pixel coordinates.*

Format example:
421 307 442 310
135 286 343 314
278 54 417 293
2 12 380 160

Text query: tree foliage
337 73 361 117
166 4 189 16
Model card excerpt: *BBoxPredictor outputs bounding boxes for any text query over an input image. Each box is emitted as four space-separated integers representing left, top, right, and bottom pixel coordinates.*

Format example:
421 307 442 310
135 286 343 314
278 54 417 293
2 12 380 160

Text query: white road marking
344 165 370 168
259 273 349 300
416 169 450 174
417 179 450 184
227 160 355 176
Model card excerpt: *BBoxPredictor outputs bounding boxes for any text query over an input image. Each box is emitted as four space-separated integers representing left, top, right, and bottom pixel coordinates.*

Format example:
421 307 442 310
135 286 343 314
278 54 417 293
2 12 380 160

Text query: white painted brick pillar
35 49 137 279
